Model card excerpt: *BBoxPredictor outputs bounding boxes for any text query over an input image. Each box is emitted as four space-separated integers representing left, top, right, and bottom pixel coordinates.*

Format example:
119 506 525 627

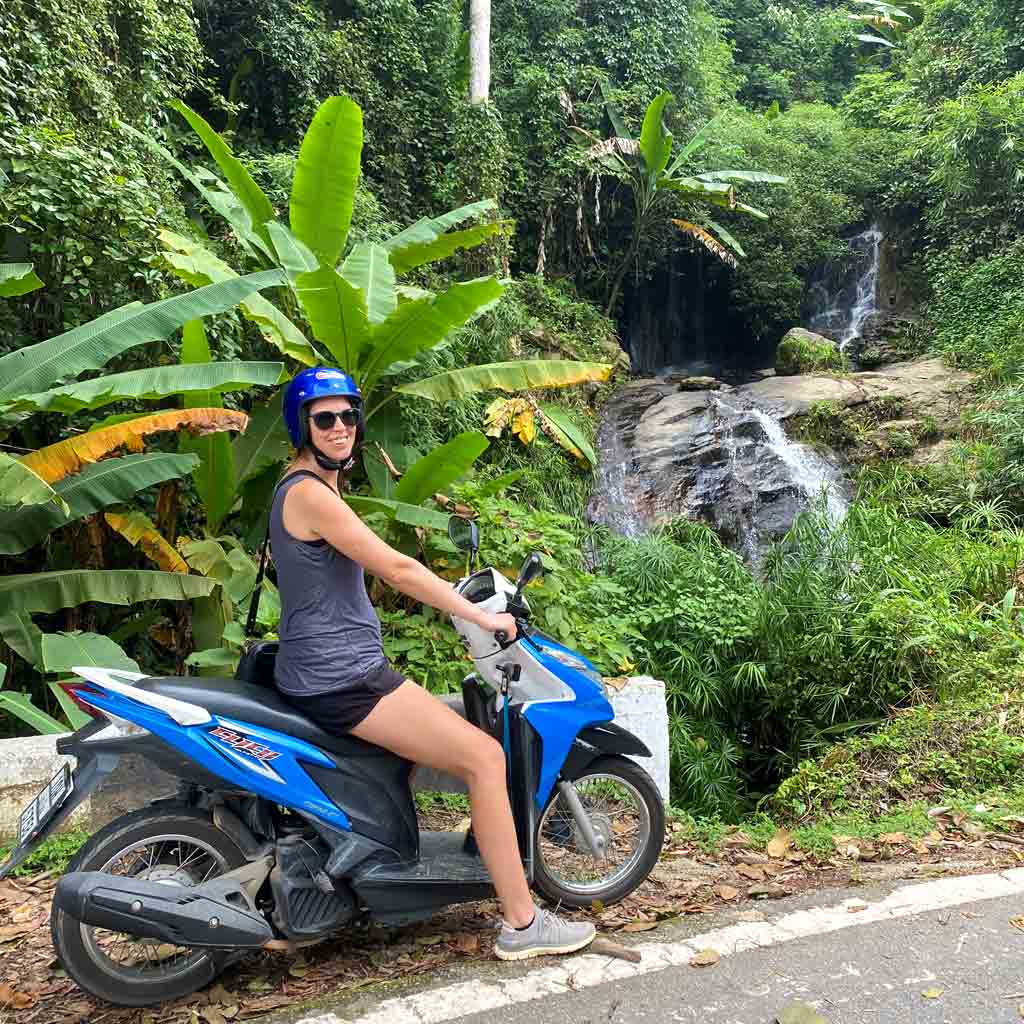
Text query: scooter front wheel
532 755 664 908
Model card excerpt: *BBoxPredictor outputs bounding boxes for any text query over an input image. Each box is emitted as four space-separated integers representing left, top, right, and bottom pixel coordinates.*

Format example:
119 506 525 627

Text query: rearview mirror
514 552 545 598
448 516 480 555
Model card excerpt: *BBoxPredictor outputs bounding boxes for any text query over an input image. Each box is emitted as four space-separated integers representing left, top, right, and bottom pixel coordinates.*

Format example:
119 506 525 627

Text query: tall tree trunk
469 0 491 104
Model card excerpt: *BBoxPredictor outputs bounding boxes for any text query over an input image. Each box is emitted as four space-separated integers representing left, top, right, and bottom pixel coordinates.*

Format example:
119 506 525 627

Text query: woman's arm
288 480 517 638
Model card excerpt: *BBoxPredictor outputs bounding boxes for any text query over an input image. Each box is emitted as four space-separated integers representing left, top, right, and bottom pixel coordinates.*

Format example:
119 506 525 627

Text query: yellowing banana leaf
0 451 199 556
105 511 189 573
290 95 363 267
6 360 285 414
393 432 489 507
0 269 286 402
483 397 529 437
537 403 597 468
396 359 613 402
0 453 69 514
21 408 248 484
0 569 217 616
512 407 537 444
158 230 317 365
671 220 738 268
0 262 43 297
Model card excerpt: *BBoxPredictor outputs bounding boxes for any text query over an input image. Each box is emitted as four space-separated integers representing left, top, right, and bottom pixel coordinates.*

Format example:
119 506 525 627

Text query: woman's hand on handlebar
478 611 518 643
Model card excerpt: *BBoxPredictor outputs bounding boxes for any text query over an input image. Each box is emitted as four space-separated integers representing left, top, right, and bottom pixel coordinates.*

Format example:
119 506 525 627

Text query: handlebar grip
495 630 508 645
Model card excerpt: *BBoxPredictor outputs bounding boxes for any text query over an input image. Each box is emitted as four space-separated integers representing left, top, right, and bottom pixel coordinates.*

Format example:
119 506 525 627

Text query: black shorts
278 661 407 735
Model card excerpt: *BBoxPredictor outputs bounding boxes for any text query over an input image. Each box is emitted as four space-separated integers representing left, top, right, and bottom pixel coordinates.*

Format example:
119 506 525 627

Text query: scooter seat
134 677 393 759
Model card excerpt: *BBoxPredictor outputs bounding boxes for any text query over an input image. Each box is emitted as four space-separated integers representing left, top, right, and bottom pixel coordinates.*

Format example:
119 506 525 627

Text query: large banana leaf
538 403 597 468
387 222 503 277
105 511 189 573
6 360 284 414
172 101 276 249
180 320 235 531
40 631 140 674
382 199 496 254
345 495 450 531
21 408 247 484
290 95 363 267
295 265 371 372
0 263 43 297
233 394 290 487
696 170 788 184
704 218 748 258
266 222 319 274
0 453 69 514
639 91 674 177
395 359 613 402
665 114 724 177
159 230 317 364
0 693 65 735
360 277 505 395
341 243 396 324
0 611 43 666
0 569 216 616
0 452 198 555
0 270 286 402
393 432 489 506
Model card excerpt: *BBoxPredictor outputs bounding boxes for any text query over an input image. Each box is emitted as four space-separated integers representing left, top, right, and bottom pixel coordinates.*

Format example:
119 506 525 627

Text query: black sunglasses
310 409 360 430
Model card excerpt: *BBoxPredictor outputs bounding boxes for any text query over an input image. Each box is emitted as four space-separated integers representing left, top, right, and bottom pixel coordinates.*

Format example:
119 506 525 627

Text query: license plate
17 764 73 846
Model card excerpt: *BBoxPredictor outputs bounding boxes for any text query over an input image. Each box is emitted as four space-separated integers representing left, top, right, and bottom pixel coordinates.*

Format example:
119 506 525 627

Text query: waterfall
590 403 645 539
808 224 883 352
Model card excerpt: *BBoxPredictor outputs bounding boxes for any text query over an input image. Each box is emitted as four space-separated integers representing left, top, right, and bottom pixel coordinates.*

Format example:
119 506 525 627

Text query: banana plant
848 1 923 49
144 95 614 507
575 85 787 315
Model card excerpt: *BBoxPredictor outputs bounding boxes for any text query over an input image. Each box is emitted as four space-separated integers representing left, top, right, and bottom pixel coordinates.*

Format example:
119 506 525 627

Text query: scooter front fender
559 722 651 783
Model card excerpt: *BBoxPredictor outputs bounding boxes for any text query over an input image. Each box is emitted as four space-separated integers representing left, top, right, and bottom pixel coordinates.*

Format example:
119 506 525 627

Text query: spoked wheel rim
536 772 652 897
79 834 230 983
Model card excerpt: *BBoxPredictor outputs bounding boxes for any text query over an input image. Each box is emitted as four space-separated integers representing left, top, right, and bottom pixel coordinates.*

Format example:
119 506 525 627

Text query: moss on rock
776 328 846 376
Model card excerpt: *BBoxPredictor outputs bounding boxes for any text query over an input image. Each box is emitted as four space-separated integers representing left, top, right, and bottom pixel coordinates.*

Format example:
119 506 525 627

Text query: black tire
532 756 664 909
51 806 248 1007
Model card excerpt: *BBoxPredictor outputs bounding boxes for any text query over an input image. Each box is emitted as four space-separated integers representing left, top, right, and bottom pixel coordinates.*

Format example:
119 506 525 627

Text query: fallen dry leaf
622 920 659 932
11 902 34 923
736 864 766 881
776 1002 828 1024
689 948 720 967
0 923 32 942
201 1009 227 1024
766 828 792 859
1009 915 1024 932
715 884 740 902
879 832 907 845
921 986 944 999
0 983 36 1009
454 933 480 954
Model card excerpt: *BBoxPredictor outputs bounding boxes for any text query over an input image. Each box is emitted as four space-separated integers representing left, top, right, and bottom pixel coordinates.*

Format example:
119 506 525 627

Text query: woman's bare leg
350 680 535 927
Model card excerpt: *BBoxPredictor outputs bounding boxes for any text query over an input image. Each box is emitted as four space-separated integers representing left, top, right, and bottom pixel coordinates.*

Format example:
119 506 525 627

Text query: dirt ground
2 806 1022 1024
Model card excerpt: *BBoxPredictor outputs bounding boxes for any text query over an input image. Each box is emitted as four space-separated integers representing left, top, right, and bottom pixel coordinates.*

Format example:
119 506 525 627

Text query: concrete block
411 677 671 804
0 733 85 842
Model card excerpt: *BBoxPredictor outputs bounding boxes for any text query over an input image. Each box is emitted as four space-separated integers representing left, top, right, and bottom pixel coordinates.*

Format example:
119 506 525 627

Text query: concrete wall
0 676 670 842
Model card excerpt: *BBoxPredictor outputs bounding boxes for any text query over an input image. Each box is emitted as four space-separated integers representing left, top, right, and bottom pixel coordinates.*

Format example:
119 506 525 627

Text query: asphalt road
280 869 1024 1024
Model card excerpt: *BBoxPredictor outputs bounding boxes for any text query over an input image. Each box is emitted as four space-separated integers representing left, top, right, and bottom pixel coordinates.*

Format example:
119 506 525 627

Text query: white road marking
293 868 1024 1024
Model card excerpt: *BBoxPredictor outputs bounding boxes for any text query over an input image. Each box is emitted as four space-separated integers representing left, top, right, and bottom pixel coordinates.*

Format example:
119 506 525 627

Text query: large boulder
775 328 845 376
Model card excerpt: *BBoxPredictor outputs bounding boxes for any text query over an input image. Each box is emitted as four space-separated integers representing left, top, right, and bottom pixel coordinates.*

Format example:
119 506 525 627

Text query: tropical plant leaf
477 469 527 496
0 269 285 402
639 91 674 177
383 199 496 255
538 403 597 468
666 114 724 176
0 263 43 297
360 277 506 394
599 79 633 142
295 265 371 373
48 681 93 730
696 169 788 184
0 569 216 616
21 408 247 484
345 495 451 531
0 693 66 734
158 230 317 364
172 100 275 248
0 453 69 514
265 221 319 274
290 95 363 267
671 220 739 267
186 646 240 671
180 320 236 532
233 394 289 486
105 511 189 573
341 242 397 324
735 200 769 220
703 218 748 258
393 432 489 506
0 611 43 666
387 222 503 276
0 452 198 556
40 631 141 674
6 360 284 415
396 359 613 402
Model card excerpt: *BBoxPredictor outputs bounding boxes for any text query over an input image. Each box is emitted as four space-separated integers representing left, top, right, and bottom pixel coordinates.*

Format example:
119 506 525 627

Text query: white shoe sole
494 932 596 961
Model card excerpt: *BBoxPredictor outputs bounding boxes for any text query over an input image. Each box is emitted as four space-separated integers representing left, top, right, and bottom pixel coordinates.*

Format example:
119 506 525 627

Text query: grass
0 827 89 877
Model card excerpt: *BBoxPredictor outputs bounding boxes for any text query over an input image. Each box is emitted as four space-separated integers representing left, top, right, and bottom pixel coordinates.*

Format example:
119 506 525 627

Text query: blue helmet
283 367 362 449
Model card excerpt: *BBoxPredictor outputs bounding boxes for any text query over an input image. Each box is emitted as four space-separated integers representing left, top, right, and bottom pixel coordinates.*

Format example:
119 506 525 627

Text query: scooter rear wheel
51 807 248 1007
532 755 664 908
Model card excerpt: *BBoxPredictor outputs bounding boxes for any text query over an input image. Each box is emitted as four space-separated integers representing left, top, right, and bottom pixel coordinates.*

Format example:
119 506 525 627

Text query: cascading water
808 224 883 352
591 412 645 539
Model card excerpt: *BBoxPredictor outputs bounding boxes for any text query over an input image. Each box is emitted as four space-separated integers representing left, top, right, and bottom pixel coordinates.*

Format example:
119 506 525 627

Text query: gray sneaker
494 905 596 961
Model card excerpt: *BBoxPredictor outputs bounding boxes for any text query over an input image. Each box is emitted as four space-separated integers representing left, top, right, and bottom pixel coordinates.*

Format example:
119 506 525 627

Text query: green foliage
775 329 845 375
0 827 90 877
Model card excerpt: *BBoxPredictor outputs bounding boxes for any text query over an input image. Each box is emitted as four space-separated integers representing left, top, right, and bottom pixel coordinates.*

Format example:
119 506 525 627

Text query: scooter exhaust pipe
54 871 273 949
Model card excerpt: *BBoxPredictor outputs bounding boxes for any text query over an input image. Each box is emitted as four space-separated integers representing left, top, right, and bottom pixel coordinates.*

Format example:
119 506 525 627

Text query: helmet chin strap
309 441 356 473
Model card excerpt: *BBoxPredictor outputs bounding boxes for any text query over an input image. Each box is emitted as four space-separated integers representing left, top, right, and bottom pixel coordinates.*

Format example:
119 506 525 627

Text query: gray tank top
271 471 386 697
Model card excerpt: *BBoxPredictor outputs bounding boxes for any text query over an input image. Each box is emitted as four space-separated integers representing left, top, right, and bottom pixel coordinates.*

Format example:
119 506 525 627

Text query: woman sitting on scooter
270 366 595 960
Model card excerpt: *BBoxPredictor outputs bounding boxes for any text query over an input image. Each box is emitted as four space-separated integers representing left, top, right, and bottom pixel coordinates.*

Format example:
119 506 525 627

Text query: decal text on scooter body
209 726 282 762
